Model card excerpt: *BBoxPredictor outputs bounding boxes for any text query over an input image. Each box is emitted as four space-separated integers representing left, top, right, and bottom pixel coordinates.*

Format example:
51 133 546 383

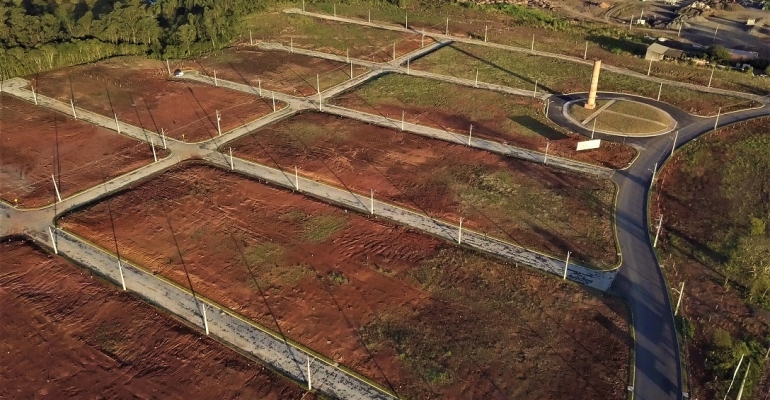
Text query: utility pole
671 130 678 157
290 37 294 53
657 82 663 101
216 110 221 136
213 70 217 86
533 80 538 98
258 79 262 96
563 251 571 280
475 69 479 87
724 355 744 400
48 227 58 254
543 141 550 164
401 110 405 131
653 215 663 247
678 23 682 37
407 59 410 75
31 86 37 105
272 91 276 112
161 128 167 149
736 362 751 400
405 12 408 29
350 62 354 79
51 174 62 202
468 124 473 145
708 67 715 88
201 302 209 335
484 25 488 42
346 47 349 63
166 59 171 75
307 356 313 391
295 166 299 190
393 42 396 61
584 42 588 60
457 217 463 244
591 119 596 139
229 147 234 170
531 34 535 51
647 59 653 76
114 113 120 134
70 99 77 119
650 162 657 190
446 18 449 35
714 107 720 129
370 189 374 214
249 30 253 45
674 281 684 315
151 138 157 162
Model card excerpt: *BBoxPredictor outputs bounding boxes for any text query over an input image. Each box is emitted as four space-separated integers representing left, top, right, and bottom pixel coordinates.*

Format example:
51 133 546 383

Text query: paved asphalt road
551 93 770 400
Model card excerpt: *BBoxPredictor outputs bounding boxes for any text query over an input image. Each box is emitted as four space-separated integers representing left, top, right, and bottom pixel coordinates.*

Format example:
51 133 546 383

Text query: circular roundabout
563 97 677 137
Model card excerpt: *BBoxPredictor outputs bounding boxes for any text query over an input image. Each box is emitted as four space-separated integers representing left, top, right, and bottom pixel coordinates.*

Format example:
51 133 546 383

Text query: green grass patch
606 100 668 123
303 214 347 243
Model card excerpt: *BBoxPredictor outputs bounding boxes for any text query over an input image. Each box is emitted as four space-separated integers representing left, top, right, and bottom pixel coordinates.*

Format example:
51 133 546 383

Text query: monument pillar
585 60 602 109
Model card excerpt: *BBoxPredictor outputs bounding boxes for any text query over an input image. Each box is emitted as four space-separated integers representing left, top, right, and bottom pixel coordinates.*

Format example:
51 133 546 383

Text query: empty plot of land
60 163 628 400
244 12 434 63
412 43 755 116
568 100 672 135
184 48 369 97
0 94 163 208
32 57 277 143
332 74 636 168
230 112 616 268
0 239 314 400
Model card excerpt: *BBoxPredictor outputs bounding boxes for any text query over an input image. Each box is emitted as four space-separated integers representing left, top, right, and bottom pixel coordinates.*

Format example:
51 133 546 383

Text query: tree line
0 0 270 79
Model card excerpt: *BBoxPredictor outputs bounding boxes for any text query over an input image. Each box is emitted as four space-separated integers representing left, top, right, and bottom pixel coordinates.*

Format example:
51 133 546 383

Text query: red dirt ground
31 57 277 143
181 47 370 97
333 76 637 169
59 163 629 399
0 94 164 208
229 112 617 268
0 238 315 399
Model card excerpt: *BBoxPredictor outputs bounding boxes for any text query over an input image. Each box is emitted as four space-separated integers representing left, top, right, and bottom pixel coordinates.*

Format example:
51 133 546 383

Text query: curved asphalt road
551 93 770 400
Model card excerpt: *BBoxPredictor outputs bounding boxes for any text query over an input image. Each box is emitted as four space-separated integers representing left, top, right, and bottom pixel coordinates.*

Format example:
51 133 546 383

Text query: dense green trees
0 0 269 79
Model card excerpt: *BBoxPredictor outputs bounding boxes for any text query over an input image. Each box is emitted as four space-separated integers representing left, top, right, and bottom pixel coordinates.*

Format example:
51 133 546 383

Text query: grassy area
412 43 755 116
591 111 666 135
653 117 770 399
333 73 637 168
242 11 428 62
607 100 668 123
298 0 770 96
568 100 610 123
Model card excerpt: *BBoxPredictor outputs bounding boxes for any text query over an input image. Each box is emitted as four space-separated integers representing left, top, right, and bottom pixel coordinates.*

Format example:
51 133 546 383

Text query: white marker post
407 59 410 75
671 130 678 157
316 73 320 94
724 355 744 400
714 107 720 129
457 217 463 244
318 91 322 111
401 111 405 131
307 356 313 391
484 25 488 42
114 113 121 134
118 260 126 291
543 141 549 164
591 119 596 139
166 59 171 75
52 175 62 202
346 47 349 63
392 42 396 61
161 128 167 149
584 42 588 60
216 110 221 136
272 91 276 112
405 13 408 29
370 189 374 214
48 227 58 254
475 69 479 87
368 9 371 23
446 18 449 35
653 215 663 247
333 3 336 17
229 147 234 170
650 162 657 190
657 82 663 101
201 302 209 335
32 86 37 105
468 124 473 145
295 166 299 190
708 67 715 88
350 62 354 79
302 0 305 12
531 34 535 51
647 60 653 76
533 80 538 98
213 70 218 86
674 281 684 315
151 138 157 162
71 99 77 119
545 100 550 115
290 37 294 53
249 30 253 45
258 79 262 96
421 32 425 48
563 251 571 280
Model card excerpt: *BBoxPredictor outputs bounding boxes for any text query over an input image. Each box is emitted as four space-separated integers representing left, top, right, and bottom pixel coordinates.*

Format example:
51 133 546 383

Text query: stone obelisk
585 60 601 109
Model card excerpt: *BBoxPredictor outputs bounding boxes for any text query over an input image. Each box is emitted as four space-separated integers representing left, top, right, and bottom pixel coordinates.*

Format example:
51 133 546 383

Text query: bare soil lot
652 118 770 399
59 163 629 400
183 47 369 97
229 112 617 268
0 94 162 208
0 239 314 400
332 74 637 168
244 12 434 63
32 57 277 143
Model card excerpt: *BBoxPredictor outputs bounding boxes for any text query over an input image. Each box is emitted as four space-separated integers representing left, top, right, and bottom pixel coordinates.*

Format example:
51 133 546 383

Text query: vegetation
655 118 770 398
0 0 270 78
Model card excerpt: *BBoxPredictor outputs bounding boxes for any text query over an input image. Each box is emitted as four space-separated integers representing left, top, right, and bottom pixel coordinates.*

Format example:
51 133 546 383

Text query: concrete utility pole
316 74 320 94
533 80 538 97
446 18 449 35
475 69 479 87
708 67 715 88
114 113 121 134
484 25 488 42
393 42 396 61
671 130 678 157
52 174 61 202
161 128 167 149
653 215 663 247
407 59 410 75
346 47 349 63
531 34 535 51
647 59 653 76
151 138 157 162
370 189 374 214
674 281 684 315
678 24 682 37
249 30 253 45
650 162 657 190
543 141 550 164
166 59 171 75
584 42 588 60
736 362 751 400
401 110 405 131
591 118 596 139
724 355 745 400
295 166 299 190
302 0 305 12
629 17 634 30
307 356 313 391
468 124 473 145
213 70 218 86
714 107 721 129
563 251 571 280
229 147 234 170
48 227 58 254
350 62 354 79
405 12 408 29
333 3 336 17
368 9 371 23
290 38 294 53
216 110 221 136
70 99 77 119
117 260 126 291
272 91 276 112
657 82 663 101
457 217 463 244
258 79 262 96
545 100 550 115
31 86 37 105
201 302 209 335
421 32 425 47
